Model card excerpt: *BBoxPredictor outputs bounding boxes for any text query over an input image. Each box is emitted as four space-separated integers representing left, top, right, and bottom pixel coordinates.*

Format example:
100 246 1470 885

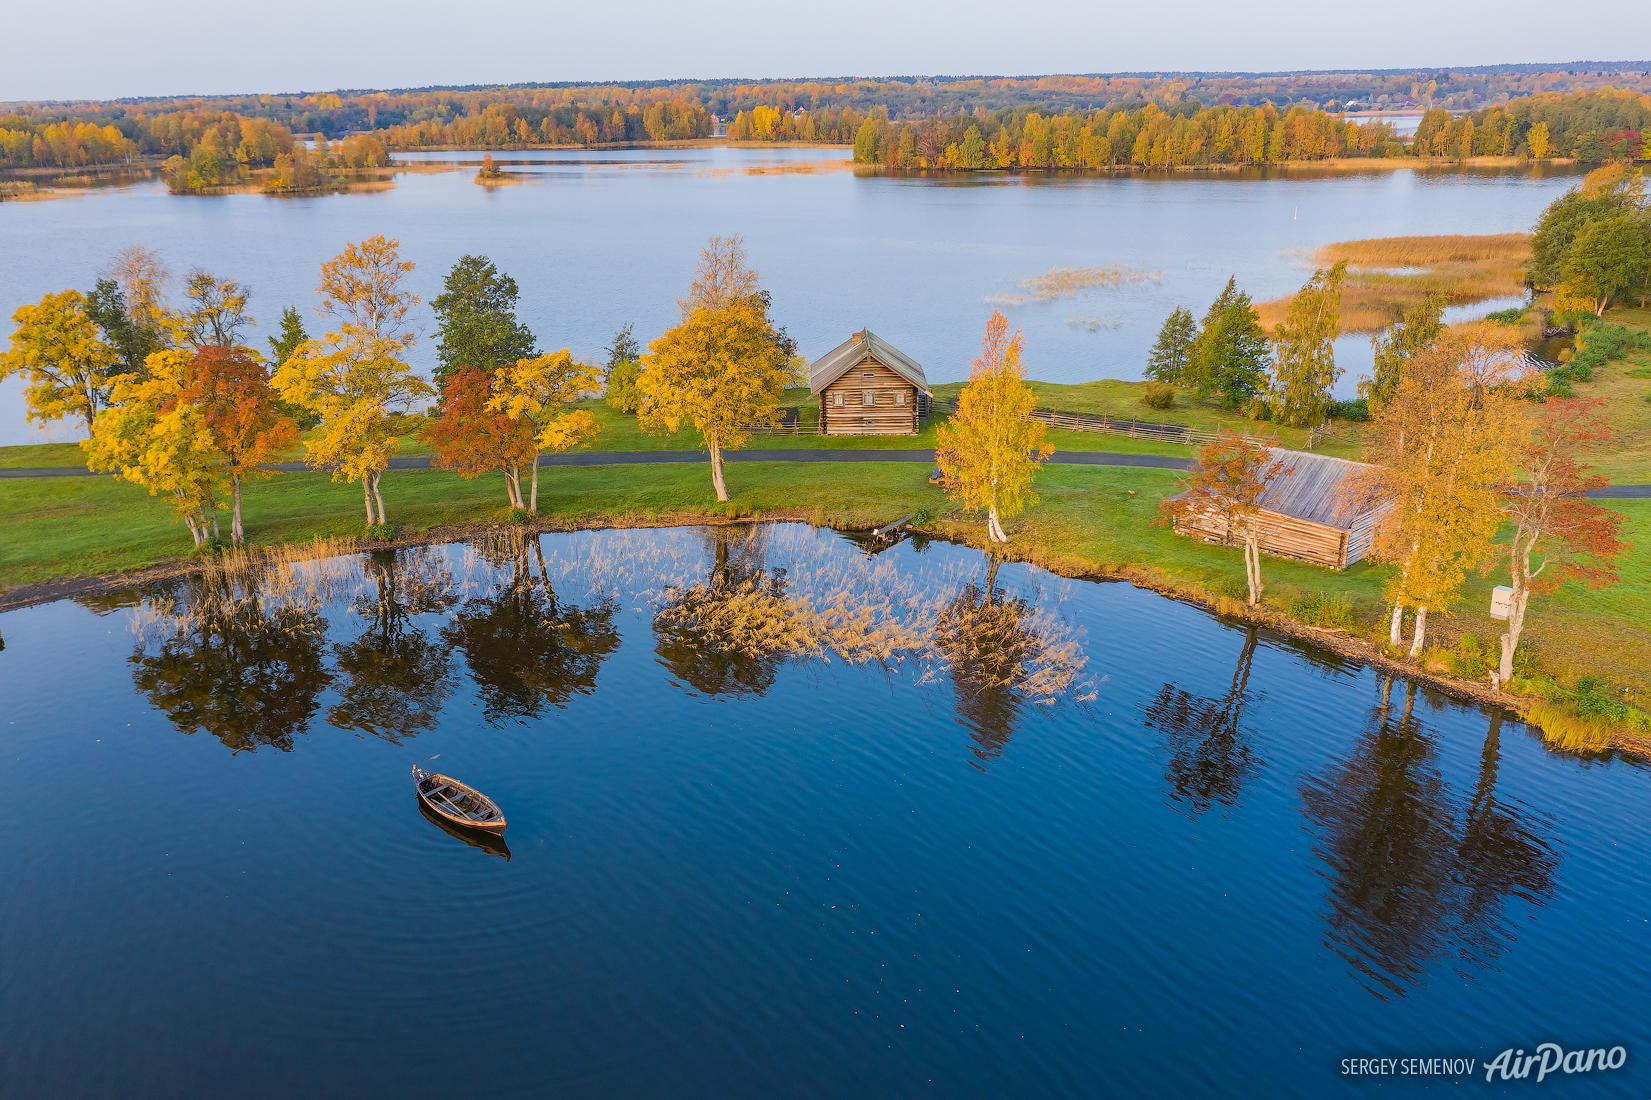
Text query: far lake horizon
0 147 1582 446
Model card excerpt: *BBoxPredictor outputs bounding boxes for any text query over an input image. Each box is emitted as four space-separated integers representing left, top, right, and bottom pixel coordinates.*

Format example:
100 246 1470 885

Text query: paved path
7 451 1647 497
0 449 1195 477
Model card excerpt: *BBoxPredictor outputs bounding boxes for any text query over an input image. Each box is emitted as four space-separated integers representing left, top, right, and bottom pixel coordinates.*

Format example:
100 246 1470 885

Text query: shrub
1330 398 1369 422
1574 677 1631 723
1544 375 1574 399
1141 382 1176 409
1290 590 1355 628
1485 306 1527 325
1626 367 1651 379
1450 633 1490 678
505 507 531 525
910 508 934 526
1528 700 1614 753
365 523 395 541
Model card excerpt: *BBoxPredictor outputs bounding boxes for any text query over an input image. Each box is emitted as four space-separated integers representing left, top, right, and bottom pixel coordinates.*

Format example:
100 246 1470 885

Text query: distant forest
1 69 1647 171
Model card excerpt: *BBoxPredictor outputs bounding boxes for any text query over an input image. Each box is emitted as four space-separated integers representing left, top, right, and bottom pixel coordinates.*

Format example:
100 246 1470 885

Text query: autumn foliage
1159 431 1290 607
935 310 1053 543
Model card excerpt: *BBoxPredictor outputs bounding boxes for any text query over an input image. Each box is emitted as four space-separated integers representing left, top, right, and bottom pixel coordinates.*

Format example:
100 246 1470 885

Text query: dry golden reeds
1021 264 1162 301
1257 233 1533 333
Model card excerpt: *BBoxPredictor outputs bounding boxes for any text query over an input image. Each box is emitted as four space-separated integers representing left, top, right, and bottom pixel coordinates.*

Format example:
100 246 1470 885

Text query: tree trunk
231 472 244 547
505 465 521 510
1409 603 1429 659
1388 597 1405 648
372 471 387 526
1497 580 1530 684
363 478 375 524
530 453 539 516
987 502 1007 542
707 437 728 502
1243 532 1263 606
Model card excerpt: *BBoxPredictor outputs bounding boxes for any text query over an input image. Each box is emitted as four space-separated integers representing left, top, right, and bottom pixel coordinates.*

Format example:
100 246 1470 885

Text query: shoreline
3 511 1641 761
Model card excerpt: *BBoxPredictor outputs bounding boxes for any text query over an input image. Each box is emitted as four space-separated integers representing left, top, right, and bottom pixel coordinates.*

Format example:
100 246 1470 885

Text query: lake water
1 524 1646 1098
0 147 1582 445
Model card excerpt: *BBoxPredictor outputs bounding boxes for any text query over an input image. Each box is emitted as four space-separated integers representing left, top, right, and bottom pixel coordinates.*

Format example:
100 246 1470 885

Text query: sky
4 0 1649 102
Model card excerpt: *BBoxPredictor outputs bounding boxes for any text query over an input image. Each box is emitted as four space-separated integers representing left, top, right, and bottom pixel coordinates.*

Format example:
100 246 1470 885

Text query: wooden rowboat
412 766 507 834
417 796 511 860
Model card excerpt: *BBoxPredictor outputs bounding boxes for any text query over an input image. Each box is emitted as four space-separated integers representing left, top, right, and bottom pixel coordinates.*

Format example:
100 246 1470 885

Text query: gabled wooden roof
1166 448 1387 532
809 329 930 395
1255 449 1383 529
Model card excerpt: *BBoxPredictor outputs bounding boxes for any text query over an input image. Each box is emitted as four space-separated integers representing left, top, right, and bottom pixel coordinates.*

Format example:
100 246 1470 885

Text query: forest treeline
852 88 1650 169
1 86 1646 171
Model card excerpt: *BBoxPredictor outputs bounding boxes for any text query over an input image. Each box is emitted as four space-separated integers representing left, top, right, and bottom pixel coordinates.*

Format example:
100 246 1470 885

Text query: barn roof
1255 449 1382 529
1166 448 1385 531
810 330 930 394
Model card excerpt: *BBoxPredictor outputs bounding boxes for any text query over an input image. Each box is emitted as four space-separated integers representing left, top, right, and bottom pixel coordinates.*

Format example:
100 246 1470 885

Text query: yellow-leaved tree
488 350 603 514
273 236 430 527
83 349 224 547
1361 324 1529 656
639 237 791 501
935 310 1053 543
3 290 119 435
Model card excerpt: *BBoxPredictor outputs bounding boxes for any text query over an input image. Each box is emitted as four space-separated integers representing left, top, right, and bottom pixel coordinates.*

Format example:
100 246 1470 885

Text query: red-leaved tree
1160 430 1292 607
1492 398 1626 685
183 346 298 546
421 366 539 509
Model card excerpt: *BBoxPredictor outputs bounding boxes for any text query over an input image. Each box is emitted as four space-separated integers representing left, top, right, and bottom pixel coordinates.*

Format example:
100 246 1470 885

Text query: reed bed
1022 264 1162 301
1256 233 1533 333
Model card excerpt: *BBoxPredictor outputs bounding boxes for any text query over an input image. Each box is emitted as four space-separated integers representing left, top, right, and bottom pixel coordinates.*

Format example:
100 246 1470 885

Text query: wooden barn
1170 449 1391 571
810 330 932 435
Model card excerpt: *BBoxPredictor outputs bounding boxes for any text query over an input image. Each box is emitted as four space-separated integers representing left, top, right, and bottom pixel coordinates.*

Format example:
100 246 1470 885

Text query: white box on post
1489 586 1514 621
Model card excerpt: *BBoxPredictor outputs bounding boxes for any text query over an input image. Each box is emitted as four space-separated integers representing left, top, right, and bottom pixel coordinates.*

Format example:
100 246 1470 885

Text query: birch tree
488 350 602 513
184 346 297 546
3 290 119 435
273 236 430 526
422 366 540 510
1491 399 1624 686
82 349 223 547
935 310 1054 543
639 237 790 502
1268 260 1347 434
1159 430 1290 607
1362 329 1529 657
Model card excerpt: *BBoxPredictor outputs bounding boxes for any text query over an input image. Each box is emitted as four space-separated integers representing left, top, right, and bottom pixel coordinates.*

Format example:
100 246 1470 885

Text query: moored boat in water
412 766 506 834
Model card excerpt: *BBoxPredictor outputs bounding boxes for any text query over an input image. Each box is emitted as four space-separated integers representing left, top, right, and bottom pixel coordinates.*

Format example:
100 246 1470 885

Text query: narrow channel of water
0 524 1643 1098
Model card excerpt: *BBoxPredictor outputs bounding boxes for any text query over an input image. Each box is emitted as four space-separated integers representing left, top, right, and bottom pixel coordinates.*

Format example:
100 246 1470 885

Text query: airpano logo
1339 1044 1627 1083
1483 1044 1627 1082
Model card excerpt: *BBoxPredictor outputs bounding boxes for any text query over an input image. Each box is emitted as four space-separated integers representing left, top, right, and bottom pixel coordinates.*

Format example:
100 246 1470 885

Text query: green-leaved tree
431 255 538 384
1268 260 1347 432
1362 294 1444 414
1186 278 1269 407
1145 305 1197 385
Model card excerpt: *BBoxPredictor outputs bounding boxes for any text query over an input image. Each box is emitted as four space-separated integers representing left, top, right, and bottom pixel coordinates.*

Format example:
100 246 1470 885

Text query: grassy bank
4 451 1647 710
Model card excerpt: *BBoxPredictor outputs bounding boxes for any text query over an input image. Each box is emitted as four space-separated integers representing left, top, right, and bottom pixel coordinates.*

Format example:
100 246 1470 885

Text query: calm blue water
0 149 1581 444
0 524 1644 1098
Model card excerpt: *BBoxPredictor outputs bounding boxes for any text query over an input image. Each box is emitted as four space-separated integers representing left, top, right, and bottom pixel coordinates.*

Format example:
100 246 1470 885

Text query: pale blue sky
3 0 1647 102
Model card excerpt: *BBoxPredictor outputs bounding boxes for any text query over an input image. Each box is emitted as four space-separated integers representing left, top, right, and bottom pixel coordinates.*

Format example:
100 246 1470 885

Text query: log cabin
1169 449 1392 571
810 330 932 435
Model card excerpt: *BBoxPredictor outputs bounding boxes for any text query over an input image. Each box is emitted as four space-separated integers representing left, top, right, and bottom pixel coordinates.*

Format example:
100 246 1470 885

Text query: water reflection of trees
441 532 619 725
1299 679 1558 998
1144 627 1262 812
653 527 795 698
129 570 334 753
327 549 459 743
933 555 1042 761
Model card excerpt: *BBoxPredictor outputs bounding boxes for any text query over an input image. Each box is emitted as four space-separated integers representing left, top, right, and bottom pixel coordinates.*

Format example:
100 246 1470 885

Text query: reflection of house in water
810 329 933 435
1170 450 1392 570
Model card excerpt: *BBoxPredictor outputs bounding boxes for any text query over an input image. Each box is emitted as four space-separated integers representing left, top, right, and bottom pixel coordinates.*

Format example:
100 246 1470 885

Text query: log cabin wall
1173 507 1350 570
820 357 920 435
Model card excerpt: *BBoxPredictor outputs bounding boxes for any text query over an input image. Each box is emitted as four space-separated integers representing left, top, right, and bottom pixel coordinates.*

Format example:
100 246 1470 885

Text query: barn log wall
1173 507 1351 570
820 357 920 435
